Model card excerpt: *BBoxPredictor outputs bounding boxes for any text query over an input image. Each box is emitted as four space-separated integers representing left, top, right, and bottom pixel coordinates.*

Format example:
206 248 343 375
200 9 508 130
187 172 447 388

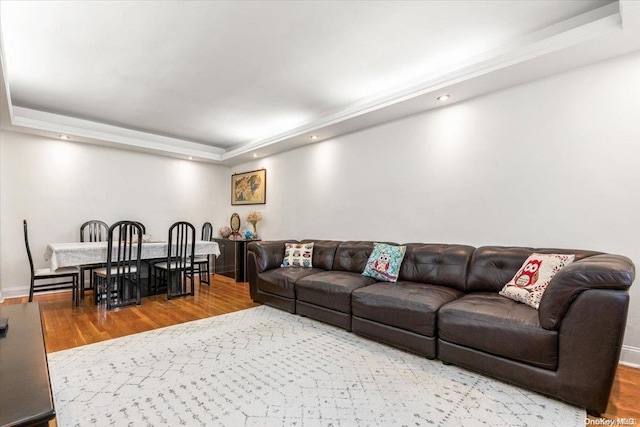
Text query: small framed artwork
231 169 266 205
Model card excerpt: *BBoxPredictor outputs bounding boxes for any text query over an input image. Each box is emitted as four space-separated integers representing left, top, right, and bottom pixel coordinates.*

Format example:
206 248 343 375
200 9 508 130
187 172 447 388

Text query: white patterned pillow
281 243 314 268
499 253 575 309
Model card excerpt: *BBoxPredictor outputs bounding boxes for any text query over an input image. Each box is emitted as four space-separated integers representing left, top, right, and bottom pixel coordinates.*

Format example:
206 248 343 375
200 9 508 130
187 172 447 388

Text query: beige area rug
48 305 585 426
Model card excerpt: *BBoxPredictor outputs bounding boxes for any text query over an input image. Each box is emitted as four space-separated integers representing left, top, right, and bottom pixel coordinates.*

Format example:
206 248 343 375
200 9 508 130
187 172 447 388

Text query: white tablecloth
44 241 220 271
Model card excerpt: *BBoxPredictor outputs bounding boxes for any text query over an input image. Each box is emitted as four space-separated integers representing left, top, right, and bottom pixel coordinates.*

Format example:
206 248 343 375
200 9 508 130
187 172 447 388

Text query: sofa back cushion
398 244 474 292
333 241 375 273
301 240 341 271
466 246 602 293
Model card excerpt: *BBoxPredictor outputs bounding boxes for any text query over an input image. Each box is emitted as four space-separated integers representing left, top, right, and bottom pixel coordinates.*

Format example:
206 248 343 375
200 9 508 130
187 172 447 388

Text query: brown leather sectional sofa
246 240 635 416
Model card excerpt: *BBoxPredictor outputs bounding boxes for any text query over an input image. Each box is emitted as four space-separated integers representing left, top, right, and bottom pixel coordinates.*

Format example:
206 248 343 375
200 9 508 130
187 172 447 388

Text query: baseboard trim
0 285 71 300
620 345 640 368
1 285 30 299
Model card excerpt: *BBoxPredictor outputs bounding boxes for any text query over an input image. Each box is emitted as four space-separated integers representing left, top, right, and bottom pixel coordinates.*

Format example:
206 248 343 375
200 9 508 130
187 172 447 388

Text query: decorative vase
251 223 258 239
219 226 232 238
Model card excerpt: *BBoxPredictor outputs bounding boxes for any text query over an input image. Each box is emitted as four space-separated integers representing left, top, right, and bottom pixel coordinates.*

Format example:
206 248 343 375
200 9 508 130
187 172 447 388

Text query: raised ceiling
1 1 639 165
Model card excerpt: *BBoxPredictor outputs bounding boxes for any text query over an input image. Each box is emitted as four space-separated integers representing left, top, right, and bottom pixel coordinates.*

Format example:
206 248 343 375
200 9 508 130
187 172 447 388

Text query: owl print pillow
499 253 575 309
281 242 314 267
362 243 407 282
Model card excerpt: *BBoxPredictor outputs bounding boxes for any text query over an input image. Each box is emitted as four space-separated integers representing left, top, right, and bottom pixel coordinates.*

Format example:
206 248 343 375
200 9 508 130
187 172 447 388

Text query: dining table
44 240 220 271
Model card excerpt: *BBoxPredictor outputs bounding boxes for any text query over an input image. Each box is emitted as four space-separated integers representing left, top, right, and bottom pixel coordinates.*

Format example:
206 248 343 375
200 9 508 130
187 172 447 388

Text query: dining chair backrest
133 221 146 235
80 220 108 242
168 221 195 266
23 220 36 277
105 220 143 308
202 222 213 241
166 221 196 299
107 221 143 273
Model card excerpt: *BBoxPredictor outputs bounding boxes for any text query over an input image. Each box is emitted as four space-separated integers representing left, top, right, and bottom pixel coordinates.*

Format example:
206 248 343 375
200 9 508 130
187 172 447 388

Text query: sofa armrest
539 254 635 330
247 240 296 273
247 240 298 302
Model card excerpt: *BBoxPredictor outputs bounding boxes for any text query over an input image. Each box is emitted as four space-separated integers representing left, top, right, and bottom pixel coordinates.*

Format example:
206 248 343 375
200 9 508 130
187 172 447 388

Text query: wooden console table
0 303 55 427
213 238 258 282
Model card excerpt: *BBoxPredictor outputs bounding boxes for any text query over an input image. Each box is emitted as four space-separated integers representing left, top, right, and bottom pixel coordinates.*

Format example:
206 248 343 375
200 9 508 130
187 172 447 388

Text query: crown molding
224 2 623 161
10 107 225 160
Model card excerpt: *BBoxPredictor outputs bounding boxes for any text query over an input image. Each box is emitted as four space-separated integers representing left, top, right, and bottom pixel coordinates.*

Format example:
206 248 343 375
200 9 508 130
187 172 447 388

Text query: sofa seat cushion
257 267 325 298
352 281 462 337
438 293 558 370
296 271 377 313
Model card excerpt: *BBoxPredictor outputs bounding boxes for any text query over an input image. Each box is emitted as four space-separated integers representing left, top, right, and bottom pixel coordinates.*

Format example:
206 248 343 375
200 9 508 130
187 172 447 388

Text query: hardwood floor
3 274 259 353
3 275 639 422
602 364 640 421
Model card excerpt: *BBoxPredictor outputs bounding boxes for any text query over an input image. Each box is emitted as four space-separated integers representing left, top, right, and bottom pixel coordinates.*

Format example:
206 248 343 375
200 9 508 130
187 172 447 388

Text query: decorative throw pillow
499 253 575 309
362 243 407 282
281 243 314 268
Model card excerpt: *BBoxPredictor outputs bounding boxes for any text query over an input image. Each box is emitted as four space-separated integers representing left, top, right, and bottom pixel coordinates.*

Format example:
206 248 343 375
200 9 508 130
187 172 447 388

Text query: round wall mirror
230 213 241 233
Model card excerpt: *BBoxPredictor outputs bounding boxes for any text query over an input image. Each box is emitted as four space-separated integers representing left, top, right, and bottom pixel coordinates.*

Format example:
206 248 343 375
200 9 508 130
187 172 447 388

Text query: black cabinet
213 238 257 282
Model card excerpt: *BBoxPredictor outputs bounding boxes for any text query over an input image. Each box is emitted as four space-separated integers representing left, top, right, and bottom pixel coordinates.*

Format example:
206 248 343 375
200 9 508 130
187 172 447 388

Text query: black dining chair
81 220 108 242
93 221 143 310
24 219 80 306
134 221 168 294
152 221 196 300
189 222 213 285
79 220 109 301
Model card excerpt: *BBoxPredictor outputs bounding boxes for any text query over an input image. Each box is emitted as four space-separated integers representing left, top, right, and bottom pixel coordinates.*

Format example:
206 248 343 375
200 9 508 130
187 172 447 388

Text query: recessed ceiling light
437 94 451 102
310 135 319 140
59 135 70 140
252 153 258 158
187 156 193 160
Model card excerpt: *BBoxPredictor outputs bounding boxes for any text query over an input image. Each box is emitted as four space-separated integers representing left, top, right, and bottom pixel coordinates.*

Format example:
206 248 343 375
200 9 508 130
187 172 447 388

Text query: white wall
238 51 640 364
0 131 231 295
